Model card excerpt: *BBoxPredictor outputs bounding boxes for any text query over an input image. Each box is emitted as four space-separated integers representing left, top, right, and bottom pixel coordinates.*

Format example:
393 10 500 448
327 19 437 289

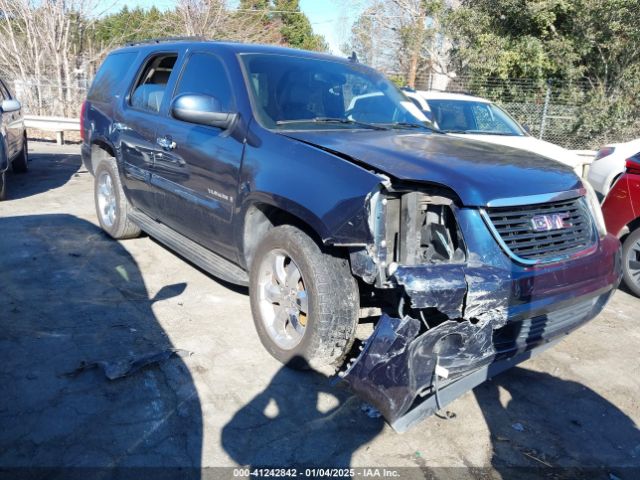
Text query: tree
448 0 640 144
272 0 327 51
0 0 110 117
345 0 455 88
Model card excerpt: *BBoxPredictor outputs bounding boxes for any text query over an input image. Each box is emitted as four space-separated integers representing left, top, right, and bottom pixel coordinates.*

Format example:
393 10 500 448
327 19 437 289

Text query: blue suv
81 40 621 431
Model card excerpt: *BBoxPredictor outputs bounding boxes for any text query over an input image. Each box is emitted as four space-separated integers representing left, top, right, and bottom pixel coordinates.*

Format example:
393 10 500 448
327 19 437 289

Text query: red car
601 153 640 296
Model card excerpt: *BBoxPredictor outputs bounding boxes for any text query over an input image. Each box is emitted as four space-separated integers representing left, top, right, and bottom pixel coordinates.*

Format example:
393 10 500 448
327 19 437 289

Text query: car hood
448 134 585 168
283 130 582 206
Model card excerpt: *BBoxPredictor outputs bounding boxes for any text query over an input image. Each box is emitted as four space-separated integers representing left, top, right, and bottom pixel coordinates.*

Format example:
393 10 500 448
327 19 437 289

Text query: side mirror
522 124 531 135
171 94 237 130
1 99 21 113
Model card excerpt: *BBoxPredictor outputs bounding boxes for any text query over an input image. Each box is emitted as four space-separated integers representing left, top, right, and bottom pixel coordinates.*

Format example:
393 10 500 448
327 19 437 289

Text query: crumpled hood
284 130 582 206
449 133 584 169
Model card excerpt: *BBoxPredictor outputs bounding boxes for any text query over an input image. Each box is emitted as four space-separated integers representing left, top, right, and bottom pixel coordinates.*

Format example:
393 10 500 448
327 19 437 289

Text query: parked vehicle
587 138 640 198
81 40 620 431
601 153 640 296
409 91 588 178
0 76 28 200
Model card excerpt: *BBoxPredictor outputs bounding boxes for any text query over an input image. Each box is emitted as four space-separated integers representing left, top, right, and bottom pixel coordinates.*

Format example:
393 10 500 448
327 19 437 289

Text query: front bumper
340 225 622 432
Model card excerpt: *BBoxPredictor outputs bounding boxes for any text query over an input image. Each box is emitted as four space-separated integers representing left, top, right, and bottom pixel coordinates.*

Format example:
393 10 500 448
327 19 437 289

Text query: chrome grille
485 196 595 262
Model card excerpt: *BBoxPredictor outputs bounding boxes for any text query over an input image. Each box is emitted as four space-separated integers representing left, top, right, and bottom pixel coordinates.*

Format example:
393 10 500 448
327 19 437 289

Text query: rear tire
622 228 640 297
94 156 141 239
11 137 28 173
249 225 359 370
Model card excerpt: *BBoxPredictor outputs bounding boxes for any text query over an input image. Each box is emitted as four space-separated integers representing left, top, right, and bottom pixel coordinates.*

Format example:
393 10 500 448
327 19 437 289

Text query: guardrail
23 115 80 146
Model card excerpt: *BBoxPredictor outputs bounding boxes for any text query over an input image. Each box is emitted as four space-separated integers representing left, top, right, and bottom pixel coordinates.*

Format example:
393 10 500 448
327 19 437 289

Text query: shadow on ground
3 142 82 200
222 359 384 468
0 214 202 478
475 367 640 478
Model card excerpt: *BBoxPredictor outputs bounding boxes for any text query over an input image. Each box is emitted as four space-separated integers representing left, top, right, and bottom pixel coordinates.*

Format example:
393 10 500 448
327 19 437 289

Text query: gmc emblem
531 213 571 232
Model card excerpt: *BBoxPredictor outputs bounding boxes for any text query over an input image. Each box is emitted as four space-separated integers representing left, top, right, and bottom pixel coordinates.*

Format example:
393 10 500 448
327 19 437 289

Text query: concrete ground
1 142 639 478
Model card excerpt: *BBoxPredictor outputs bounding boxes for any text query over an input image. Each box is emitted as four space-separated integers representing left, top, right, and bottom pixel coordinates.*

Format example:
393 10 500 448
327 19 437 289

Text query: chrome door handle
157 136 176 150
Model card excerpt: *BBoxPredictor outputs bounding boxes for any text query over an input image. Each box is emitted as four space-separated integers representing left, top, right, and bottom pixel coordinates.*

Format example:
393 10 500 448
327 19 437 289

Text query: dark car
0 76 28 200
601 153 640 296
81 40 620 431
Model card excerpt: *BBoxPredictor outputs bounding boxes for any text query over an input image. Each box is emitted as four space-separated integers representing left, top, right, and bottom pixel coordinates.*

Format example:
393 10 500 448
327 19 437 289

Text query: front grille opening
486 197 595 262
384 192 466 266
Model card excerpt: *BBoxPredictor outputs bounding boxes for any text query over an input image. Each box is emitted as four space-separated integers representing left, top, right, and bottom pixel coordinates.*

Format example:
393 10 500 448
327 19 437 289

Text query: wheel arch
240 197 331 270
621 217 640 244
90 138 117 172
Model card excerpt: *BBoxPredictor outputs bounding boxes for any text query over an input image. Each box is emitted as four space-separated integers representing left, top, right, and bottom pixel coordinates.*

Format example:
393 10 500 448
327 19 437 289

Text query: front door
151 51 245 261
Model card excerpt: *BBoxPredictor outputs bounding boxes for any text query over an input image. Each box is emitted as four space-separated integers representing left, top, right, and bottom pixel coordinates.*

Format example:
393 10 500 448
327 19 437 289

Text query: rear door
151 50 244 260
118 51 182 217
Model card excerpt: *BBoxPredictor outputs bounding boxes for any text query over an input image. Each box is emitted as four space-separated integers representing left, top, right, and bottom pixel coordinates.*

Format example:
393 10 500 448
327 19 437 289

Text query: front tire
94 157 141 239
622 229 640 297
249 225 359 370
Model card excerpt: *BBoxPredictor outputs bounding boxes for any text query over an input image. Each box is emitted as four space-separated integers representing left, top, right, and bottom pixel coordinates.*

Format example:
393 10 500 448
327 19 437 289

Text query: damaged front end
341 182 619 432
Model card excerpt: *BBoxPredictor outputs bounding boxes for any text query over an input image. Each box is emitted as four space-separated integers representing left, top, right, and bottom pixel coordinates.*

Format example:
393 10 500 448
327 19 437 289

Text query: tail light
79 100 87 142
625 156 640 175
594 146 615 161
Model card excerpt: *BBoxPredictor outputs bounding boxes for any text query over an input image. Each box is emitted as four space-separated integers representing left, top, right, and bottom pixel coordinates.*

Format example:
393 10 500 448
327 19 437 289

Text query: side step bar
128 209 249 286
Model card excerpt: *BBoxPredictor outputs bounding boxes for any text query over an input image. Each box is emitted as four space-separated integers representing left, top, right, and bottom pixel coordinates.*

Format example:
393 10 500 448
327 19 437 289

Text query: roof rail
125 36 207 47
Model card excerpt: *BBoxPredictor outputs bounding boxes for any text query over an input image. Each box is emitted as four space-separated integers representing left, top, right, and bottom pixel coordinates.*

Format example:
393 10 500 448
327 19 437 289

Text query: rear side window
88 52 137 103
130 54 178 113
174 53 233 111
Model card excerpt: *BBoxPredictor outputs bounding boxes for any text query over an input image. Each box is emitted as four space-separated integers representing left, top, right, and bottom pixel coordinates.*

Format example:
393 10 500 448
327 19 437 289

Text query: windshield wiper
387 122 441 133
276 117 388 130
441 129 469 134
465 130 516 136
442 129 516 136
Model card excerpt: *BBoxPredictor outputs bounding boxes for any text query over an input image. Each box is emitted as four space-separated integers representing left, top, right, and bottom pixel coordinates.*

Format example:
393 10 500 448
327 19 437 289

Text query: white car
405 90 588 178
587 138 640 197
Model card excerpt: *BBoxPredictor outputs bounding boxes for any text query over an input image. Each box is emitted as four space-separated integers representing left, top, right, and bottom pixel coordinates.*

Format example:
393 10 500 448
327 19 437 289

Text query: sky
105 0 365 55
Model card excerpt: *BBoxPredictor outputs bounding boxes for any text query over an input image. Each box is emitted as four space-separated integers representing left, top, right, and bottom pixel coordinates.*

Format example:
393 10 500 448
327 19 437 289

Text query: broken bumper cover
341 233 621 432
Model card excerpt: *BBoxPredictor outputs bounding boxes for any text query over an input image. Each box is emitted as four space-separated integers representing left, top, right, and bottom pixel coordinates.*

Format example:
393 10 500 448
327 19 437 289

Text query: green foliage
449 0 640 144
90 1 327 52
272 0 327 51
92 6 172 46
240 0 271 9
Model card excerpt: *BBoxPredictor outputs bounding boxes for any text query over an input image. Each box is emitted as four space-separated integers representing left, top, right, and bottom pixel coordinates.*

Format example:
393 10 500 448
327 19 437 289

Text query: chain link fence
5 77 88 118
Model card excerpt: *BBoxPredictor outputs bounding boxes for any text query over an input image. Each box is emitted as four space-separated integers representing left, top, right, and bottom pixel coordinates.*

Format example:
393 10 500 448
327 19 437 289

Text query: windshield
426 99 525 136
240 53 433 131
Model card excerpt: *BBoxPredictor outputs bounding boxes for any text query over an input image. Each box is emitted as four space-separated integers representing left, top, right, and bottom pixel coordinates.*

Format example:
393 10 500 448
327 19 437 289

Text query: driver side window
173 53 234 112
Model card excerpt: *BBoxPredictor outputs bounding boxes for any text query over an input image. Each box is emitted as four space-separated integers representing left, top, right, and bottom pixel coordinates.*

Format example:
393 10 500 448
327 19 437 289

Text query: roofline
109 40 356 66
124 36 207 47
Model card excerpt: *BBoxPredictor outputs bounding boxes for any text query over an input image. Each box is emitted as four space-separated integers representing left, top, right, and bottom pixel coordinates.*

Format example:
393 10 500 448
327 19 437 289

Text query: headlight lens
583 181 607 238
